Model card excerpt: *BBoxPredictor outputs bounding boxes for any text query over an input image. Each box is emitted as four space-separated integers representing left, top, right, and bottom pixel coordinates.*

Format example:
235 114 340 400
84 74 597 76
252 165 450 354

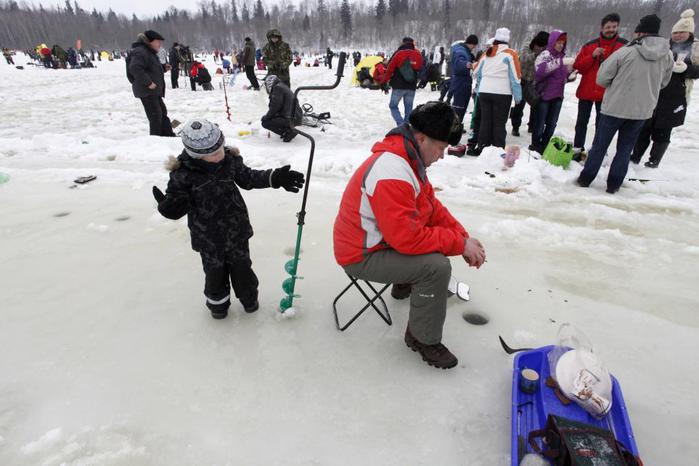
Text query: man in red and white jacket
573 13 628 155
333 102 486 369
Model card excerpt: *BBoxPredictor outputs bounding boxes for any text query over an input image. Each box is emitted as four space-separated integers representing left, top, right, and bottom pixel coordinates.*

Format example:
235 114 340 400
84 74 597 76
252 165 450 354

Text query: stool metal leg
333 276 392 331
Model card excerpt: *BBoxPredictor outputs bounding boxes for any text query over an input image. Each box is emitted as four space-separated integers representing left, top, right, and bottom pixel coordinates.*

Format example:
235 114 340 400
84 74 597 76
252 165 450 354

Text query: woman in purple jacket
531 30 575 153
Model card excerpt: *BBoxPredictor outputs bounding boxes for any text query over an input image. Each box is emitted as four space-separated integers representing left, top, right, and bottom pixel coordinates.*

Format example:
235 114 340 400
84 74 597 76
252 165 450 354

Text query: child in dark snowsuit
152 119 305 319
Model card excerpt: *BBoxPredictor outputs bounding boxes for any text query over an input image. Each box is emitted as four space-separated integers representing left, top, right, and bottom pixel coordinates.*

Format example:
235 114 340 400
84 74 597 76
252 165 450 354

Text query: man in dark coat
168 42 180 89
450 35 478 123
261 75 302 142
243 37 260 90
152 119 304 319
631 10 699 167
326 47 334 69
126 30 176 137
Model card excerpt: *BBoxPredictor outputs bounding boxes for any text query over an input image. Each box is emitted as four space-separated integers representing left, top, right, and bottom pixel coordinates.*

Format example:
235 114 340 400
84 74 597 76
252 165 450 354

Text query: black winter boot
645 141 670 168
630 131 651 164
405 327 458 369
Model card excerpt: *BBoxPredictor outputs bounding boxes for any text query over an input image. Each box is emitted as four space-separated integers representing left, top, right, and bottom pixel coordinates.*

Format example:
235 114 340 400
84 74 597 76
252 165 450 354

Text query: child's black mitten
271 165 305 193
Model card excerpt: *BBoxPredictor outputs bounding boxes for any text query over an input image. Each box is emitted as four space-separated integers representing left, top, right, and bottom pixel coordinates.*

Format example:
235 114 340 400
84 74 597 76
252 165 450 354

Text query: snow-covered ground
1 53 698 465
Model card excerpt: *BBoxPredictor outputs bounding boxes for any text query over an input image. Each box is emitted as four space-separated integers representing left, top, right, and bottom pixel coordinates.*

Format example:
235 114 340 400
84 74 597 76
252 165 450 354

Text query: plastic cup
520 368 539 394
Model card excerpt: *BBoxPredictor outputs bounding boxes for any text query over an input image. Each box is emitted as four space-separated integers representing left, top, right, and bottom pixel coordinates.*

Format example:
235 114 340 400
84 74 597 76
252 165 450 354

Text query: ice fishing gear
300 103 332 128
279 52 347 315
499 336 534 354
221 74 231 121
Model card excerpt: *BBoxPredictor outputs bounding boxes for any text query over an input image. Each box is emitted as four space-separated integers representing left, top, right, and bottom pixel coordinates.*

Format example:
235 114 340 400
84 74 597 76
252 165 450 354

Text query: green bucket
542 137 574 169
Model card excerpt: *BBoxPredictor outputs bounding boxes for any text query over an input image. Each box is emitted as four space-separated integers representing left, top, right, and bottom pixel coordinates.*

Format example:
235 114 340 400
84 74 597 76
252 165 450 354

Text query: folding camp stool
332 274 393 331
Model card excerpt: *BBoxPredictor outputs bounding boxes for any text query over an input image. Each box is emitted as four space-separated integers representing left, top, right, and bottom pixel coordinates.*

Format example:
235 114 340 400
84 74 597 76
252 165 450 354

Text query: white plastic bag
547 323 613 418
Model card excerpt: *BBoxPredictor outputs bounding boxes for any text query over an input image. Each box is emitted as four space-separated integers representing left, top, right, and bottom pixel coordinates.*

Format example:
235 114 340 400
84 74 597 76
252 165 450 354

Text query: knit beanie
494 27 511 43
180 120 225 159
672 9 695 34
409 101 462 146
635 15 661 34
530 31 550 49
465 35 479 45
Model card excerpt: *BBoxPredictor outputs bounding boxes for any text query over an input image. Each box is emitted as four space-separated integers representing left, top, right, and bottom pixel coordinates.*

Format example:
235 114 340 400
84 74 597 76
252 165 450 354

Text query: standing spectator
531 30 575 153
631 9 699 168
510 31 549 136
472 28 522 152
262 29 292 87
126 30 176 137
572 13 627 159
450 35 479 123
381 37 423 125
168 42 181 89
577 15 674 193
243 37 260 90
326 47 334 69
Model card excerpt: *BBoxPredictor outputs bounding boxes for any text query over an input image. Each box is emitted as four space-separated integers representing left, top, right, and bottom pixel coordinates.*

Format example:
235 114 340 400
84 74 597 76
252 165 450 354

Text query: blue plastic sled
511 346 640 465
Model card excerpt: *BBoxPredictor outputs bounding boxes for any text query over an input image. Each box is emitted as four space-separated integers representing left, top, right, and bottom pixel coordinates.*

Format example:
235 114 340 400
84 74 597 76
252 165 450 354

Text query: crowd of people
136 11 696 368
376 10 697 182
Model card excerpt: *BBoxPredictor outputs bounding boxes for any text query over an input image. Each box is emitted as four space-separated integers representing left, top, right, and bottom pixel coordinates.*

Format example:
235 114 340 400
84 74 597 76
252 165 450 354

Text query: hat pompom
680 9 694 19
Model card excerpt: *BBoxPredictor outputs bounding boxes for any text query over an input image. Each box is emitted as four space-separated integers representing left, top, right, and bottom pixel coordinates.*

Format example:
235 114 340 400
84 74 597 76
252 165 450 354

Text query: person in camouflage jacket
262 29 292 87
152 119 304 319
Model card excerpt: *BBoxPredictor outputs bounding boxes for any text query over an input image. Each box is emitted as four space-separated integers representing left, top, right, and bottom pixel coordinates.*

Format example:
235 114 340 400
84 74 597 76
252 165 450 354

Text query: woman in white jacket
473 28 522 151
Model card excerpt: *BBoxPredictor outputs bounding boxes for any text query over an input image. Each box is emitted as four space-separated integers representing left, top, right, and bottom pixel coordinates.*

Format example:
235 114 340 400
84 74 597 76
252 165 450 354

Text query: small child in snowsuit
152 119 305 319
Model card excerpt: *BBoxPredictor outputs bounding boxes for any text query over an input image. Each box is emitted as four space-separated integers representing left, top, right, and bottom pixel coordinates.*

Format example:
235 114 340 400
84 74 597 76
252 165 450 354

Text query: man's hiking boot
391 283 411 300
405 327 458 369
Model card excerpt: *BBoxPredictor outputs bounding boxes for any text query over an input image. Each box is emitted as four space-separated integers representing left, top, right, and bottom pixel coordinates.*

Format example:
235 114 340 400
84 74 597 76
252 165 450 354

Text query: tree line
0 0 692 54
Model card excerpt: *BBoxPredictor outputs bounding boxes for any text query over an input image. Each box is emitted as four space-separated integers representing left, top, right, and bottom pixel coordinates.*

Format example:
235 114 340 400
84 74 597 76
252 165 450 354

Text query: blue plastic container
510 346 640 465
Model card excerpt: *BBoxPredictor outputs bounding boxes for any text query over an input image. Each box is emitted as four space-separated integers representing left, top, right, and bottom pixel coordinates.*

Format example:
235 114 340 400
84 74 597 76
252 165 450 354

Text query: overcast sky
75 0 196 17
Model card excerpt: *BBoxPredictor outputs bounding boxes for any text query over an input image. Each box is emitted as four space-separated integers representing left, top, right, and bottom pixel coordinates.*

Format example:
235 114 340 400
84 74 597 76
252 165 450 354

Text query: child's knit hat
180 119 225 159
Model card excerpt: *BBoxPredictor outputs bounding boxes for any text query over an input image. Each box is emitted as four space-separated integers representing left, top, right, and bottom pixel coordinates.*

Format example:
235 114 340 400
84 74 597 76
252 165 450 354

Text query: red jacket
373 62 387 83
573 35 627 102
381 44 423 89
191 63 202 77
333 127 468 267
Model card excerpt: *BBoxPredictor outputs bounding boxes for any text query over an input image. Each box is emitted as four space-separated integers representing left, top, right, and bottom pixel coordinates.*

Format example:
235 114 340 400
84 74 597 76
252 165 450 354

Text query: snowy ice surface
1 54 698 465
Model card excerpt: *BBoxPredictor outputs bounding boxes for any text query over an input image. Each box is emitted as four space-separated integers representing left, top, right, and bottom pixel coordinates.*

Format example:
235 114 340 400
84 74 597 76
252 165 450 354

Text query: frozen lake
1 54 698 465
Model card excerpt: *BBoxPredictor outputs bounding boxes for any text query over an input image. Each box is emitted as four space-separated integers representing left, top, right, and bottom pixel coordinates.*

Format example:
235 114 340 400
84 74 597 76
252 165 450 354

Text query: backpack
528 415 642 466
398 59 417 83
523 80 540 106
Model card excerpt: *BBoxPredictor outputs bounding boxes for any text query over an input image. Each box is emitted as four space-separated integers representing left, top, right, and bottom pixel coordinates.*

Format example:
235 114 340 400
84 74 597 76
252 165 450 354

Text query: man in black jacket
126 30 176 137
260 75 302 142
168 42 180 89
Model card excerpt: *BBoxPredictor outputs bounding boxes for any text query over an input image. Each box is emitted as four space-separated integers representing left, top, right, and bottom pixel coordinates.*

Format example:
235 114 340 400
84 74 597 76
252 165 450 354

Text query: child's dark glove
152 186 165 203
271 165 305 193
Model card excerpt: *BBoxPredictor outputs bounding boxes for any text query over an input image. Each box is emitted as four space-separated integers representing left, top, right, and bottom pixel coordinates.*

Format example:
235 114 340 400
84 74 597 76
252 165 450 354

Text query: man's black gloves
271 165 305 193
152 186 165 203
